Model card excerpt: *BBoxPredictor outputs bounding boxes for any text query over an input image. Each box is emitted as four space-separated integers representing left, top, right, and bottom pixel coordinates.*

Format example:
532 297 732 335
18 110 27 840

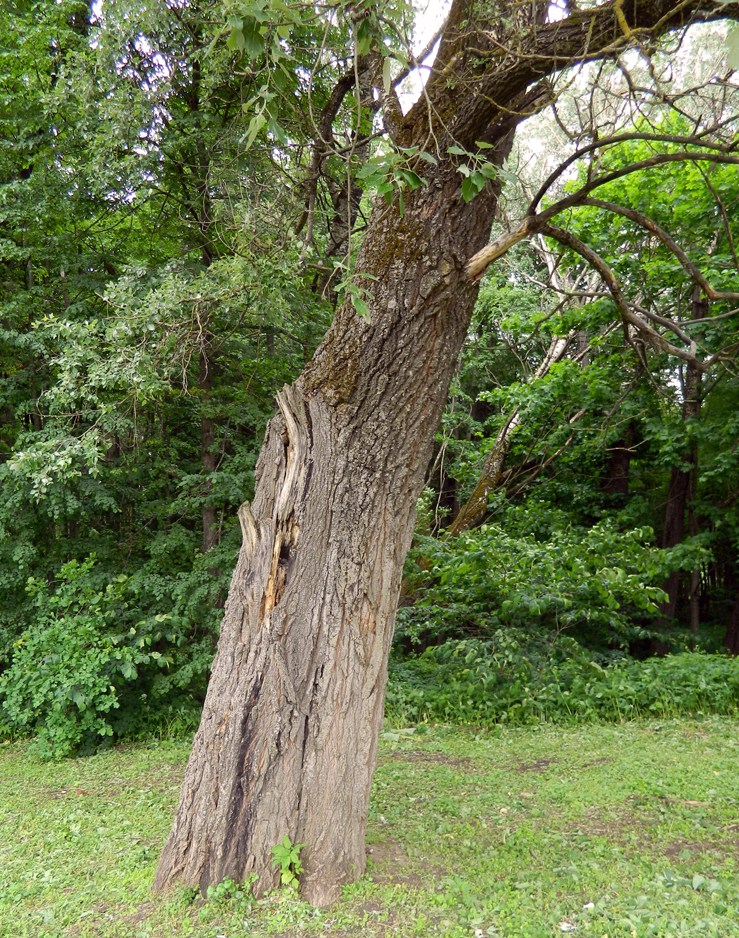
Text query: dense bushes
386 630 739 727
0 557 203 757
3 567 737 756
398 508 704 651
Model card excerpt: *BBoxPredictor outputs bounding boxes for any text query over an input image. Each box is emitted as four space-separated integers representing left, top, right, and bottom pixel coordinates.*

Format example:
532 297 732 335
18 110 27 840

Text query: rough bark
154 157 507 906
156 0 739 908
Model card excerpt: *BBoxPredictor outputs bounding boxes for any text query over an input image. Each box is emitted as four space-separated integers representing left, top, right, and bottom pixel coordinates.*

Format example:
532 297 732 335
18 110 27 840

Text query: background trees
0 0 332 749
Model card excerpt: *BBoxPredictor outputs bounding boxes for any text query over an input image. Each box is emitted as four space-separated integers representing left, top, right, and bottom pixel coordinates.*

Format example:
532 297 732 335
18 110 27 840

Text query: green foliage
0 0 333 746
204 876 256 913
1 0 737 762
0 557 205 758
400 510 689 649
356 145 432 213
1 558 141 756
387 635 739 728
271 836 304 890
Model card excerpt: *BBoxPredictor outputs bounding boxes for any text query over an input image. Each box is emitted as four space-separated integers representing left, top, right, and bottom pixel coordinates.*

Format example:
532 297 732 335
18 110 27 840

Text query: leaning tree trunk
154 159 506 906
154 0 732 907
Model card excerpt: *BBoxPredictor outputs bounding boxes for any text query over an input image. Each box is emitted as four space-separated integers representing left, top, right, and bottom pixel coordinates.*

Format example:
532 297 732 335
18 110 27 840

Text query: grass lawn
0 717 737 937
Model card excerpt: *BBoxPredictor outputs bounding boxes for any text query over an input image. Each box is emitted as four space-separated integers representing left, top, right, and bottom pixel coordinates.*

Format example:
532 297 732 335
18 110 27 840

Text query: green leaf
227 23 245 53
461 172 486 203
356 18 374 56
267 118 288 144
353 296 370 321
478 162 499 180
398 169 424 191
244 113 267 149
241 18 265 59
120 661 137 681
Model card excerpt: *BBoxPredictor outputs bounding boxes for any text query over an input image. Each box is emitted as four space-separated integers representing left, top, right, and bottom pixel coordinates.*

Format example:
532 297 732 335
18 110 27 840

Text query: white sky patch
398 2 571 112
396 0 450 113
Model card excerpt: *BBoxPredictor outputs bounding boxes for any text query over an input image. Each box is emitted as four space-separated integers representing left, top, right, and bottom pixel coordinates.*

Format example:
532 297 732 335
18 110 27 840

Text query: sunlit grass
1 717 737 937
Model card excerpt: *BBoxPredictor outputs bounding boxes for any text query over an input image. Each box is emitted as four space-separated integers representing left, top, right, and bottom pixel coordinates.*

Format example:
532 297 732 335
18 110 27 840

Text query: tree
154 0 739 906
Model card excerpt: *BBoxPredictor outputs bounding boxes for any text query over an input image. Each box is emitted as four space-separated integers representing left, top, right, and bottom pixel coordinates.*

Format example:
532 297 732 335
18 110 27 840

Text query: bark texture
154 159 505 905
156 0 739 908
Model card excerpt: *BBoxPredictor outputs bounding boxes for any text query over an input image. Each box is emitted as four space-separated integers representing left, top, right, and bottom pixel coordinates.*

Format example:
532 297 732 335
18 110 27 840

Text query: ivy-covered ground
1 718 737 938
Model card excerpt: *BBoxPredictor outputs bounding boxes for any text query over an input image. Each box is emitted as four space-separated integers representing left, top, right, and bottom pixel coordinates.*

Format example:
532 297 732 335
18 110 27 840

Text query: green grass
1 718 737 937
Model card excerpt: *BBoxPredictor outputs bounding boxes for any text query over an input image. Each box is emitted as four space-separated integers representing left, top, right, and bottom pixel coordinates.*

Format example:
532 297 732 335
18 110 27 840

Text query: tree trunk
154 159 507 906
725 590 739 655
155 0 734 906
659 356 701 624
723 557 739 655
200 350 220 554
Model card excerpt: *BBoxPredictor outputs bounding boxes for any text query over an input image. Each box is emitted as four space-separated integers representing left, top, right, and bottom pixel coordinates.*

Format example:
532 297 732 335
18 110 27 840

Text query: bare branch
541 223 711 368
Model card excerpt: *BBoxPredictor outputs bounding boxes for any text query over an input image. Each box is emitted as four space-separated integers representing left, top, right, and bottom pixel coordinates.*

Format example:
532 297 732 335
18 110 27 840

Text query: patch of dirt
663 839 714 860
119 901 157 926
581 757 613 769
516 757 556 773
663 837 739 863
391 750 473 769
566 806 643 841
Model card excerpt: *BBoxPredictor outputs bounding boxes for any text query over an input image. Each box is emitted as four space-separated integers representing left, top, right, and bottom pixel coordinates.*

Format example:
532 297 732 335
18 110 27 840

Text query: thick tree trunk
154 160 506 905
155 0 734 907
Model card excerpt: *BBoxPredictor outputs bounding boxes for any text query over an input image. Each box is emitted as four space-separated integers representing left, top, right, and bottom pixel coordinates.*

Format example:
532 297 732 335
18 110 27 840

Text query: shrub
0 556 200 757
386 631 739 727
398 515 705 651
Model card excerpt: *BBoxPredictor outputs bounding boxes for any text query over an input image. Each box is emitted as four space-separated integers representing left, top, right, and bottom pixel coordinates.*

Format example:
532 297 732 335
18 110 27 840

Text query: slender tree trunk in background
659 356 701 625
602 439 632 497
155 0 734 906
725 591 739 655
602 423 638 499
723 558 739 654
449 332 572 535
199 349 220 554
687 494 701 645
